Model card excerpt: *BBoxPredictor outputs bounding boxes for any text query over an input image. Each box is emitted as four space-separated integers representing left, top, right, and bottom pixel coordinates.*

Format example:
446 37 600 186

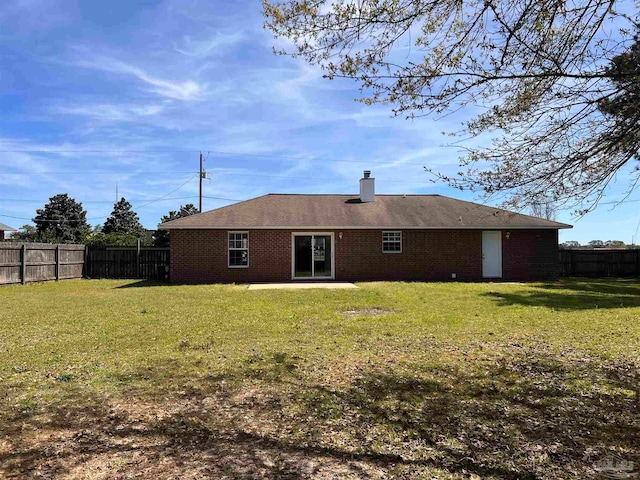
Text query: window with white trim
228 232 249 267
382 231 402 253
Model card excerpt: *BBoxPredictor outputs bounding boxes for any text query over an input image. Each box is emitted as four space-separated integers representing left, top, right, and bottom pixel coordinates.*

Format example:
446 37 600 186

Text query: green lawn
1 279 638 479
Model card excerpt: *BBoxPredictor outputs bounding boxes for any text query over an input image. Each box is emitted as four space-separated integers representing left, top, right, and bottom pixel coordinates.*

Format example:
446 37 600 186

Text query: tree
263 1 638 213
529 200 557 221
605 240 626 247
34 194 90 243
86 232 149 247
153 203 198 247
588 240 605 248
561 240 581 249
7 225 37 242
102 198 145 237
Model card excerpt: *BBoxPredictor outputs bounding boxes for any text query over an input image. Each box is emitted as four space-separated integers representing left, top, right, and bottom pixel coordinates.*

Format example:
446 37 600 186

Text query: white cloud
55 103 166 122
67 55 207 101
174 31 245 58
274 63 322 100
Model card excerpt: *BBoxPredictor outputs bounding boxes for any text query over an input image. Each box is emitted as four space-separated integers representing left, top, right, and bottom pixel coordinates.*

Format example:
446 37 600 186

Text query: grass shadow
2 343 637 478
115 279 171 289
543 278 640 297
484 278 640 310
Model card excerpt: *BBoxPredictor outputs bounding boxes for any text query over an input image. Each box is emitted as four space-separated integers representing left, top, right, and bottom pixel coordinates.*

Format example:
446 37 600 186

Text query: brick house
161 171 571 283
0 222 15 241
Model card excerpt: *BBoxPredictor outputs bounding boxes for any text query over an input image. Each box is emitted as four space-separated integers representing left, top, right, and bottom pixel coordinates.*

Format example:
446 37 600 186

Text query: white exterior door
482 231 502 278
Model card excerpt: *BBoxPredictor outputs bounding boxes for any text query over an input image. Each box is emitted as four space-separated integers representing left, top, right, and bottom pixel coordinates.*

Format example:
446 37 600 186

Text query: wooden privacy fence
84 246 170 279
0 243 85 285
559 249 640 277
0 244 170 284
4 244 638 284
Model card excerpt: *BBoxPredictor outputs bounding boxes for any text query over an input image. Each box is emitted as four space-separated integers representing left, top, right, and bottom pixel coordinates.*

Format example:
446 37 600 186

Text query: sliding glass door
292 234 334 279
294 236 313 278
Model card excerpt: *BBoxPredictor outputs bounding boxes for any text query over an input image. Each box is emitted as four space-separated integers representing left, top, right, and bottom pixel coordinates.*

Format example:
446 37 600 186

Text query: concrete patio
247 282 358 290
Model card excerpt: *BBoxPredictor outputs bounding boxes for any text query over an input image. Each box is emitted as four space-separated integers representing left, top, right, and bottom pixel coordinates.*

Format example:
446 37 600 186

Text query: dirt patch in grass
2 340 638 479
340 307 395 319
1 392 391 479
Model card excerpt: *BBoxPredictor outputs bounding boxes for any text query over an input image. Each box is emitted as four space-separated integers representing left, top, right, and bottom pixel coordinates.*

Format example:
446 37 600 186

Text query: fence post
21 244 27 285
136 239 141 278
55 245 60 281
84 245 89 278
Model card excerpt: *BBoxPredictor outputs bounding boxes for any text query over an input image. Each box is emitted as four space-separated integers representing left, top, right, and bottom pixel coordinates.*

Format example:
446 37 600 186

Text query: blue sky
1 0 639 244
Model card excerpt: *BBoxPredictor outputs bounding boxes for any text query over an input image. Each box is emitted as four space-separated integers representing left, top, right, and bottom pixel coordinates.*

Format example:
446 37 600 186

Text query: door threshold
248 282 358 290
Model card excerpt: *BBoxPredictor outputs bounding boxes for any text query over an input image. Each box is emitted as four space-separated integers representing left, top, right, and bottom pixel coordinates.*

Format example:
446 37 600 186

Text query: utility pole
199 151 204 213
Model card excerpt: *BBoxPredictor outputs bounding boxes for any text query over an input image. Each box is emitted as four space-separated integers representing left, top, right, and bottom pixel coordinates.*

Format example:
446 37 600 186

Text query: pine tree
33 194 91 243
102 198 145 237
153 203 198 247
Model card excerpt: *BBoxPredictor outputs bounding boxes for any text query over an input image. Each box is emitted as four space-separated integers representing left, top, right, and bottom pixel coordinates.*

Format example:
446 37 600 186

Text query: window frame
228 231 249 268
382 230 402 253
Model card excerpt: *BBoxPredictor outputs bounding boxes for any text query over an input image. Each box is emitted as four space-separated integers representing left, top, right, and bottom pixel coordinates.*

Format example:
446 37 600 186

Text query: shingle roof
0 222 16 231
160 194 571 230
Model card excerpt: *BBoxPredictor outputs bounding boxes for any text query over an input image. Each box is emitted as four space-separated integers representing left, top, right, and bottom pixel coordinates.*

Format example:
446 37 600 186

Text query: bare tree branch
264 0 639 213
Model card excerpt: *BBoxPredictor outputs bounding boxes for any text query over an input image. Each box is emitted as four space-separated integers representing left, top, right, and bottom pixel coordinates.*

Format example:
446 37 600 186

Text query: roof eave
160 224 572 230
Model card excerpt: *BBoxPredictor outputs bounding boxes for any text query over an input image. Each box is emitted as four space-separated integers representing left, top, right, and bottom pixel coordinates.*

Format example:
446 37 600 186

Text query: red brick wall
502 229 559 281
170 230 291 284
335 229 482 281
170 229 558 283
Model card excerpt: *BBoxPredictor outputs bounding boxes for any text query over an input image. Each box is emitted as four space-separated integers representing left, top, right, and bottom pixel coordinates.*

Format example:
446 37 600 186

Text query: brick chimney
359 170 375 202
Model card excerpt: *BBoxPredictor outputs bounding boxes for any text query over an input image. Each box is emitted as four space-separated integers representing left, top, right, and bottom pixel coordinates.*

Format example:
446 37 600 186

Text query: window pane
294 236 312 277
229 233 248 250
229 249 248 266
383 242 400 252
383 232 400 241
314 235 332 277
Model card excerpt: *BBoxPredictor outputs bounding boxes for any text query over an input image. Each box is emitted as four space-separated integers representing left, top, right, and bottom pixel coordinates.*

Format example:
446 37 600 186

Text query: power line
0 175 242 224
634 210 640 245
0 194 241 224
210 172 425 183
3 170 196 176
129 173 198 211
0 149 203 153
202 195 242 201
0 148 430 166
79 173 200 221
599 197 640 205
0 195 242 204
2 169 427 184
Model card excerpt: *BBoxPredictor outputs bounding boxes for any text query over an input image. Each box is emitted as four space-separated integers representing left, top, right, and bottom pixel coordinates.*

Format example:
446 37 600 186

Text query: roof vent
360 170 375 202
